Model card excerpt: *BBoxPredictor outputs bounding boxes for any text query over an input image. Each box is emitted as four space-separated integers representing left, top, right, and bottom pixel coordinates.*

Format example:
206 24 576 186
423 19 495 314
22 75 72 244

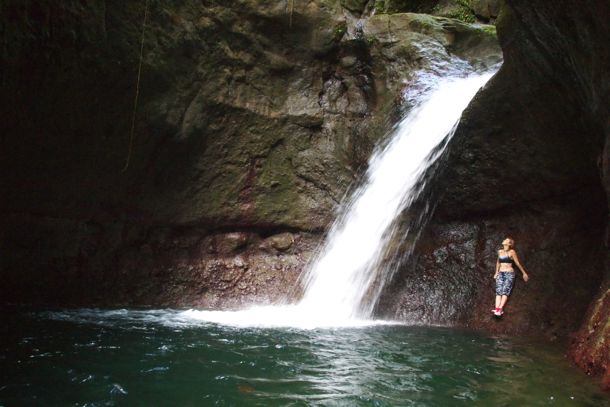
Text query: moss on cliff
436 0 476 23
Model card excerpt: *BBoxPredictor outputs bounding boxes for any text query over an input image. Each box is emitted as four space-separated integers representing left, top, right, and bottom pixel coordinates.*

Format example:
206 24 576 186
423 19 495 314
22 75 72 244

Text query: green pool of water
1 309 608 406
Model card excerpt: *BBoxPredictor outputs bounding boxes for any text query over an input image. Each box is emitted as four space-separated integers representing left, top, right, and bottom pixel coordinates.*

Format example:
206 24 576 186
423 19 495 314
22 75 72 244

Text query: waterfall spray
296 70 496 321
174 68 497 328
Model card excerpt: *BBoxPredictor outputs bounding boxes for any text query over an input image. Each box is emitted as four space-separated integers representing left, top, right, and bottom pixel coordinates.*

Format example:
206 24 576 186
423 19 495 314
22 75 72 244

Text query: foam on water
42 308 397 329
179 307 399 329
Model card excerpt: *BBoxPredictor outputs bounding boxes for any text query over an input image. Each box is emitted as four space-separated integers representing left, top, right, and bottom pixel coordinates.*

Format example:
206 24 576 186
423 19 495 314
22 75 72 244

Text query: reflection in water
1 309 607 406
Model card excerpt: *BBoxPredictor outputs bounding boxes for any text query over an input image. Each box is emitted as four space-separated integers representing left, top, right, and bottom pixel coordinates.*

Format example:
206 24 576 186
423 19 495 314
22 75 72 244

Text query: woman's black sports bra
498 252 514 264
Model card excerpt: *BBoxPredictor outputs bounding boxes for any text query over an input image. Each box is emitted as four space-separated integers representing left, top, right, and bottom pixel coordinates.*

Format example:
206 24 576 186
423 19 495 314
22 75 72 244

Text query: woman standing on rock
493 237 529 316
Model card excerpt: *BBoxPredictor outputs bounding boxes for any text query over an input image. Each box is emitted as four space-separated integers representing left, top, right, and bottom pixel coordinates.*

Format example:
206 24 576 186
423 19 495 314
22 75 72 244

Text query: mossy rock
363 12 499 69
364 13 449 46
375 0 440 14
432 0 477 23
471 0 502 20
340 0 370 14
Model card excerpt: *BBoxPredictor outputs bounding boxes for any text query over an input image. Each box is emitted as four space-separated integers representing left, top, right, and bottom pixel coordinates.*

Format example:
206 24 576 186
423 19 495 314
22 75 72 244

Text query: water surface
1 309 608 406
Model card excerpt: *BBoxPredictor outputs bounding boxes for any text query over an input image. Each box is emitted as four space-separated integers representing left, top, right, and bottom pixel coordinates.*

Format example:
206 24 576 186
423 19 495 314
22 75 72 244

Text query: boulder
269 233 296 252
471 0 503 20
341 0 370 14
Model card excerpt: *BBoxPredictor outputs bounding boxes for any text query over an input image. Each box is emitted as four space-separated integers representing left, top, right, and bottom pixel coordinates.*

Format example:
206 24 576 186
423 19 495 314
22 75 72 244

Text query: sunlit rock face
378 0 610 389
0 1 498 306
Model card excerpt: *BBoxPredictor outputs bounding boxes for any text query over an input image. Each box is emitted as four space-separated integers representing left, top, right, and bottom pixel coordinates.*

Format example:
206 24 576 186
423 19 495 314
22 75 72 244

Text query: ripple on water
1 310 609 406
109 383 128 395
141 366 170 373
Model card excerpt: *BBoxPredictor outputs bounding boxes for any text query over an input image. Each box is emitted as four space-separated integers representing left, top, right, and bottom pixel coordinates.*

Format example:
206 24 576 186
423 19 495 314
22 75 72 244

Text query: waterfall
296 70 496 321
179 68 496 328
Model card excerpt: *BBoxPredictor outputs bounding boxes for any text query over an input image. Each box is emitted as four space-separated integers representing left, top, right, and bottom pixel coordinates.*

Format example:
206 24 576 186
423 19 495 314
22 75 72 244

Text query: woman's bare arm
511 250 529 282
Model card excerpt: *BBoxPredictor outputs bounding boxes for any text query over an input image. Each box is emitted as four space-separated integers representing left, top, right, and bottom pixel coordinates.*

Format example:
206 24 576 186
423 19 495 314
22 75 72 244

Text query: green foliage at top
480 24 497 36
441 0 476 23
333 21 347 42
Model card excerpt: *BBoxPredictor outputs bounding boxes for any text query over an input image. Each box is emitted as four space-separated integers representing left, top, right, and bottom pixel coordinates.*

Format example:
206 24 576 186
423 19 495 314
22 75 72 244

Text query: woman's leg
499 295 509 308
498 273 515 311
494 272 505 310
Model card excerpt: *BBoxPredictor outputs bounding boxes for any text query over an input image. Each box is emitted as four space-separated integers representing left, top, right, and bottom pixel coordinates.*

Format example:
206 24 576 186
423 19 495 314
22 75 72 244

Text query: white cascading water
76 69 495 329
297 70 496 322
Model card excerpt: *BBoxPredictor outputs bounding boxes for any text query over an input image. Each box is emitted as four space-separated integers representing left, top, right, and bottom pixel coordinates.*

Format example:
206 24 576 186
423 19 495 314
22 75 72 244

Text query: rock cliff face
1 0 609 389
377 0 610 389
500 0 610 389
1 0 498 306
1 0 353 306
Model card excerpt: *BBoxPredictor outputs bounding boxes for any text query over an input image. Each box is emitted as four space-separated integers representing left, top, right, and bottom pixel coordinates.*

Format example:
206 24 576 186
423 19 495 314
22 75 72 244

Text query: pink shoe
497 308 504 316
492 307 500 316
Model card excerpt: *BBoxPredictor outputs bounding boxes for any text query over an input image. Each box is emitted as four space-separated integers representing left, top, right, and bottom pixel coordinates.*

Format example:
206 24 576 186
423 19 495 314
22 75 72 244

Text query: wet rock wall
378 0 610 389
0 1 499 307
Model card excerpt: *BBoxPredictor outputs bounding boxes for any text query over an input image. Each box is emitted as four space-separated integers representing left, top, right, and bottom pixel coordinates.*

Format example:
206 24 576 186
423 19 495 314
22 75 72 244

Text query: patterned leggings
496 271 515 296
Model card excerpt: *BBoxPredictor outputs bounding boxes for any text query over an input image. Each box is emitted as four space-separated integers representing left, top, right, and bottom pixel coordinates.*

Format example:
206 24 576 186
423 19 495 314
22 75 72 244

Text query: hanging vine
122 0 149 172
289 0 294 28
